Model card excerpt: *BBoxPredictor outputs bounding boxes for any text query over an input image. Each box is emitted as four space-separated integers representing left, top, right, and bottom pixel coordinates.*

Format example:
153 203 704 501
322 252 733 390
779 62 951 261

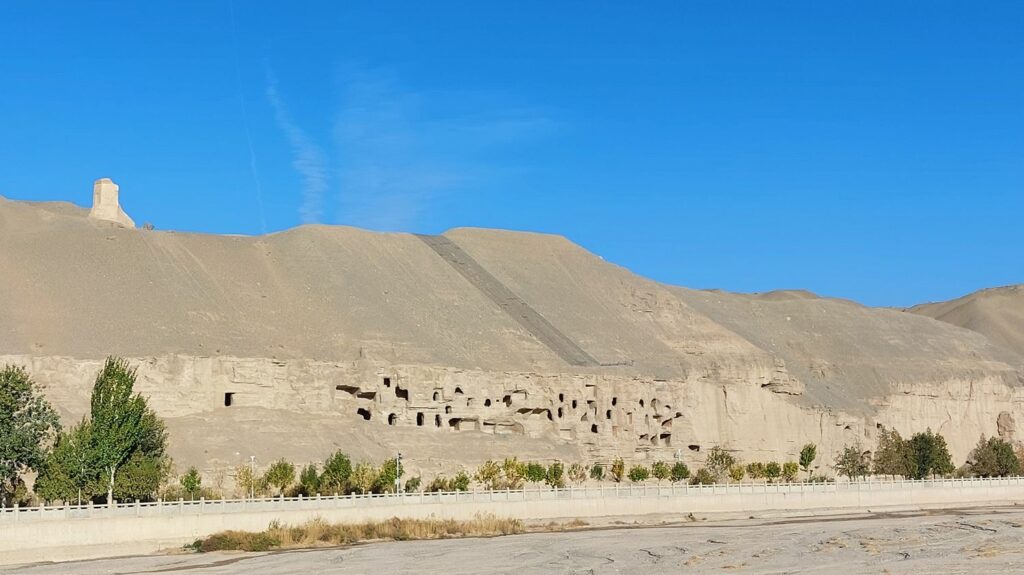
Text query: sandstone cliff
1 195 1021 479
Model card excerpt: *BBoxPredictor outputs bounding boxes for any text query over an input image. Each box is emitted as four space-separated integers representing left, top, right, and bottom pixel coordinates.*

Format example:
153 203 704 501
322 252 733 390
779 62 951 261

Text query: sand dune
909 285 1024 358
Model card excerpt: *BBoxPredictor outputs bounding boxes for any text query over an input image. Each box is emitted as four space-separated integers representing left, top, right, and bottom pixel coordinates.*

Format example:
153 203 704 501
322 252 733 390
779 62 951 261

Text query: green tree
525 461 547 484
627 465 650 483
728 464 746 483
114 452 169 502
180 466 202 500
834 444 870 480
34 421 96 504
545 461 565 488
968 436 1021 477
651 460 671 483
451 470 471 491
375 457 405 493
88 358 166 504
263 459 295 496
235 463 268 498
475 460 503 490
298 464 320 496
670 461 691 482
706 446 736 481
425 475 451 493
799 444 817 478
872 427 913 478
746 462 766 480
690 468 714 485
908 429 955 479
319 451 352 495
782 462 799 482
404 476 421 493
350 463 378 494
568 463 588 485
589 463 605 481
503 458 526 489
610 458 625 483
0 365 61 506
764 462 782 481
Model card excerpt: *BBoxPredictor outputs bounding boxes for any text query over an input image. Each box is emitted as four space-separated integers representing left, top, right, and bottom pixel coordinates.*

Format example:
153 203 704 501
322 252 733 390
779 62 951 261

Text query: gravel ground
6 507 1024 574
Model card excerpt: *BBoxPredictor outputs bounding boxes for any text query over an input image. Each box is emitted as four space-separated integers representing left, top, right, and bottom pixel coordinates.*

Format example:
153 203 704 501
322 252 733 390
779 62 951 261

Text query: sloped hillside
909 285 1024 358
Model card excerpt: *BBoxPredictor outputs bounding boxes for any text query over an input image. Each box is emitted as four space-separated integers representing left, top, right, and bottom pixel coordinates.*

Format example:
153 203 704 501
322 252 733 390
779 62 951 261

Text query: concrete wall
4 479 1024 566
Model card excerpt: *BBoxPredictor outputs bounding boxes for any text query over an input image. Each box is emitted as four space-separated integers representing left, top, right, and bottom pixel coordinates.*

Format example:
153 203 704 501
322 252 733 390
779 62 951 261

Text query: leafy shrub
545 461 565 488
502 458 526 489
451 471 471 492
404 476 421 493
297 464 319 497
181 467 202 500
670 461 691 482
590 463 605 481
764 462 782 481
475 460 503 490
350 463 377 494
728 464 745 482
690 468 715 485
627 465 649 483
651 461 671 482
374 458 405 493
745 462 765 479
525 462 547 484
263 459 296 496
425 476 451 493
782 462 799 482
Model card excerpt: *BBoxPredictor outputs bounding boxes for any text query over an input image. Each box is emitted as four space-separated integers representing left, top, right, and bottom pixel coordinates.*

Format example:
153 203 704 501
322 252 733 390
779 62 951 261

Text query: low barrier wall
3 477 1023 566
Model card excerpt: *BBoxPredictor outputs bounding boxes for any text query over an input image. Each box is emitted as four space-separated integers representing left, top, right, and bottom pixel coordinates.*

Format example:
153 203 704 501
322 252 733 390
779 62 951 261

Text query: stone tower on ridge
88 178 135 228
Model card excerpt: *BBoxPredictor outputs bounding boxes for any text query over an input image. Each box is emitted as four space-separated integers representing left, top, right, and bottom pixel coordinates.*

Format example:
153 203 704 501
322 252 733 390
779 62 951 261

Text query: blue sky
2 1 1021 307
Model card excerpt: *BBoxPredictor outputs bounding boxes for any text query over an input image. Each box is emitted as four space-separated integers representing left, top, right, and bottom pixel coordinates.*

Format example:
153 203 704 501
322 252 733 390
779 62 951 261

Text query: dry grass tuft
192 514 524 553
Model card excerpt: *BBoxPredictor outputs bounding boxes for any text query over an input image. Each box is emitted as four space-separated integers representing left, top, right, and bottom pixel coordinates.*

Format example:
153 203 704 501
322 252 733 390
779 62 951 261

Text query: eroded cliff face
5 352 1020 479
1 196 1021 478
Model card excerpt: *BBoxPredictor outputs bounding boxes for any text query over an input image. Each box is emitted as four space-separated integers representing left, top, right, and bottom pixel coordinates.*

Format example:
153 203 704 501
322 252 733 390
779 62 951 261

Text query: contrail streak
266 69 328 224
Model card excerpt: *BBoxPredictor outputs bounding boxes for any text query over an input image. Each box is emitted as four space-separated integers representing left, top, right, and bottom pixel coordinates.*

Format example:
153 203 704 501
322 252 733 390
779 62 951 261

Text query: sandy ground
7 507 1024 574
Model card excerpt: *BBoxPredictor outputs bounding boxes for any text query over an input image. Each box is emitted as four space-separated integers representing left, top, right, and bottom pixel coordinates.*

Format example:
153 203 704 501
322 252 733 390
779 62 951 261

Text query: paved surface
417 233 599 367
8 507 1024 574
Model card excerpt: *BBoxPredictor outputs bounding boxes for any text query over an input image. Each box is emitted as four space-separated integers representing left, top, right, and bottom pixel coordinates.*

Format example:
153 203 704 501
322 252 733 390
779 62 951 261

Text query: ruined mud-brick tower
88 178 135 228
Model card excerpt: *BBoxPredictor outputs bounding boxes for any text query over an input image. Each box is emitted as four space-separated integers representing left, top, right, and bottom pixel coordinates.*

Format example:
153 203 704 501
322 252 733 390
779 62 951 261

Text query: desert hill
908 285 1024 358
1 192 1022 475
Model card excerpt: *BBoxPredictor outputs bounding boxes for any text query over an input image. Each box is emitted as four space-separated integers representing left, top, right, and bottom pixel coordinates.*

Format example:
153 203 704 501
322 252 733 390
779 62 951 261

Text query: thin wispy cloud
265 69 328 224
332 68 555 231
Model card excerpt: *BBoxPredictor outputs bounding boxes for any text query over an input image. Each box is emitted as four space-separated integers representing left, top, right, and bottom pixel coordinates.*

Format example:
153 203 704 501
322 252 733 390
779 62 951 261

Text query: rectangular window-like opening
224 392 235 407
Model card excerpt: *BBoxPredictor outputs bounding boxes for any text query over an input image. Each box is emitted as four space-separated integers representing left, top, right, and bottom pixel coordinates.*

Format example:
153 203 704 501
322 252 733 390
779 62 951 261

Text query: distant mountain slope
908 285 1024 357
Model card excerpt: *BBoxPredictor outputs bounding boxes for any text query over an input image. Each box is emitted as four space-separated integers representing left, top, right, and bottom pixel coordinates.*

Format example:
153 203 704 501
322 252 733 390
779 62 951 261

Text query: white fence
3 476 1022 523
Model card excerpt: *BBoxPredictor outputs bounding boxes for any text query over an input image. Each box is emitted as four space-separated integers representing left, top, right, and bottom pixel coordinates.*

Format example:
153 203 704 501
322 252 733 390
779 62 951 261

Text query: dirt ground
7 506 1024 574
